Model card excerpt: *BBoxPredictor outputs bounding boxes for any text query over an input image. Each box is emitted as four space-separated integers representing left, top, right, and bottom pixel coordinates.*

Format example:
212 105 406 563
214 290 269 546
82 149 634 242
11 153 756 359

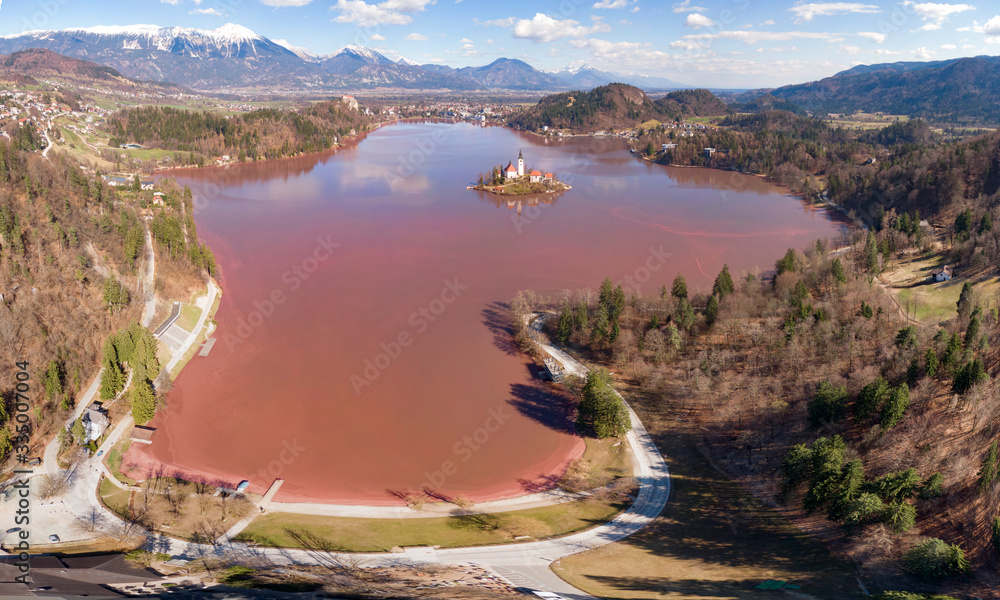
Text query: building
662 143 677 150
704 147 716 158
504 161 518 180
529 169 542 183
82 402 110 444
517 150 525 177
543 172 554 183
931 265 952 282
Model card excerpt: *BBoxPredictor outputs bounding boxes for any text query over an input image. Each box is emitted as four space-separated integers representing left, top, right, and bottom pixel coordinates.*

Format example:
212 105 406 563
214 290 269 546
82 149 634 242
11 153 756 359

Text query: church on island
470 150 569 196
503 151 554 184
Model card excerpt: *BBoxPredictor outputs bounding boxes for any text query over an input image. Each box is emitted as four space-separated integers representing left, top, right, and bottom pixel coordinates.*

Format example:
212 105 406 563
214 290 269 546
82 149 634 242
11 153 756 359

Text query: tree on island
576 368 631 438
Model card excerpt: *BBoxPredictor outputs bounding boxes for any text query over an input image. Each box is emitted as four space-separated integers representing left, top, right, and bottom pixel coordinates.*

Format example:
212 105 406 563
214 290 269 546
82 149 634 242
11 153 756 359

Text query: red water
124 123 845 504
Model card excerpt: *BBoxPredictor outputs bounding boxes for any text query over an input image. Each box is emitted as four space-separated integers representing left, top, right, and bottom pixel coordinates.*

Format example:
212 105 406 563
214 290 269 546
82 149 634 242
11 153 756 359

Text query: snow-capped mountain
0 23 317 90
0 22 666 92
550 63 689 91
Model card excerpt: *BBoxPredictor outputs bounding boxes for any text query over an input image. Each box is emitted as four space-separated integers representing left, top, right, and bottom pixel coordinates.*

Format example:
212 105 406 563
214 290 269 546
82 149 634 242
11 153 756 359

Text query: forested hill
508 83 731 133
0 129 144 460
0 48 180 94
767 55 1000 124
106 100 374 162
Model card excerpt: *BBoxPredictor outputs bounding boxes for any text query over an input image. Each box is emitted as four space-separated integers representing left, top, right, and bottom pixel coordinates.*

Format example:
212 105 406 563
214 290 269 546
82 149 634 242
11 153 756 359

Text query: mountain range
0 24 691 93
763 55 1000 124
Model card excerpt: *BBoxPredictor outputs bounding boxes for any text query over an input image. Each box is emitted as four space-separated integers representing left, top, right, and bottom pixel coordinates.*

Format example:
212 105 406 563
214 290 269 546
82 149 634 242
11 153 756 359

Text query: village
471 150 571 195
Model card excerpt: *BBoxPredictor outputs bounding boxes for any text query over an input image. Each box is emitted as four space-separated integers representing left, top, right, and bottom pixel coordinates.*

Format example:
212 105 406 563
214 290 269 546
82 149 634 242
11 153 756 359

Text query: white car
532 592 566 600
48 534 60 543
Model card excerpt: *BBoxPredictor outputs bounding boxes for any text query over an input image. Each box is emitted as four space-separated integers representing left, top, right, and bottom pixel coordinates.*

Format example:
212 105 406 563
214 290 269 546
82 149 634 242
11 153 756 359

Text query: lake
125 122 844 504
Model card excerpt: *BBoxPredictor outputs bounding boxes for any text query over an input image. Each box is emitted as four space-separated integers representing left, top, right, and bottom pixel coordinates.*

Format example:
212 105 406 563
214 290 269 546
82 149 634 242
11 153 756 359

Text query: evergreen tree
704 294 719 326
556 304 574 344
855 377 889 420
953 358 987 394
70 418 86 444
964 306 982 349
675 298 695 330
831 258 847 284
776 248 798 275
879 384 909 429
924 348 939 377
590 305 609 343
977 440 998 493
576 369 631 438
671 273 688 300
131 379 157 425
808 381 848 427
574 300 588 331
956 281 974 321
979 212 993 234
712 264 734 298
98 338 124 400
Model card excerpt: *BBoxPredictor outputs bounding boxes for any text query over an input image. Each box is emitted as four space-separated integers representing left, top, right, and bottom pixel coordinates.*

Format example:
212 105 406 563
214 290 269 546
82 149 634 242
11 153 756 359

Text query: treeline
0 124 144 465
105 101 374 162
508 83 729 132
149 185 216 278
636 111 1000 245
98 321 161 425
515 238 1000 586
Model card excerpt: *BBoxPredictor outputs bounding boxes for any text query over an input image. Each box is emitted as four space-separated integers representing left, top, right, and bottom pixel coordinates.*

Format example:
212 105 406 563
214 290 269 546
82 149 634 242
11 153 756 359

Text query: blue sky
1 0 999 86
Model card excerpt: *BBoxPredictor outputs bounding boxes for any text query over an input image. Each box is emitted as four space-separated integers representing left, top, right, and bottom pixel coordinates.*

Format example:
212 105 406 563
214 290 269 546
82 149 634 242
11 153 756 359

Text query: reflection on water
132 122 846 505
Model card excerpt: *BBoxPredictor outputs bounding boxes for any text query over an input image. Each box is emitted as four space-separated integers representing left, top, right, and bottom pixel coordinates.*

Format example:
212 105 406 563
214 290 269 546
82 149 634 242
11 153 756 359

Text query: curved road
34 306 667 600
149 314 670 599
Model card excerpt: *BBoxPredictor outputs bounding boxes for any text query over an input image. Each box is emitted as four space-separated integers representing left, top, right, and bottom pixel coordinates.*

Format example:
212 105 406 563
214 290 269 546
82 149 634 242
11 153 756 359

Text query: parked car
96 450 104 457
48 534 60 543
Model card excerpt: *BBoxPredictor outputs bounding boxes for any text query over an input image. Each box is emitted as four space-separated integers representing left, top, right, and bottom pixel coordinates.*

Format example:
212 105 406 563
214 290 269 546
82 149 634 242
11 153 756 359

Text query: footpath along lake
126 122 846 504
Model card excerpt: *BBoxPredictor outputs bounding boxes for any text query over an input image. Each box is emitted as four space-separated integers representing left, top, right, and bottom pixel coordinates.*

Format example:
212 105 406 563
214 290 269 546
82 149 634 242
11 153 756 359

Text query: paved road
30 300 666 600
141 226 156 328
149 313 670 599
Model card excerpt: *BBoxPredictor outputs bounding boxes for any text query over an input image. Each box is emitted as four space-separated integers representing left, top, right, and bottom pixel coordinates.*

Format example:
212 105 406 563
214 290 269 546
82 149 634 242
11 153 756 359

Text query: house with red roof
504 161 518 180
529 169 542 183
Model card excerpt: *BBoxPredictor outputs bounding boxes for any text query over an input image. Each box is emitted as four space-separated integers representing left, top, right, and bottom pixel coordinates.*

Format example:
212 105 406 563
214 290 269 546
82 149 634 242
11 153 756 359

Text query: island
470 150 571 195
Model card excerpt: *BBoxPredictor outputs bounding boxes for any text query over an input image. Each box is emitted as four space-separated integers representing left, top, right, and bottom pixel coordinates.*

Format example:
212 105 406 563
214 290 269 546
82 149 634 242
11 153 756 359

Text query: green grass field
236 498 627 552
175 303 201 332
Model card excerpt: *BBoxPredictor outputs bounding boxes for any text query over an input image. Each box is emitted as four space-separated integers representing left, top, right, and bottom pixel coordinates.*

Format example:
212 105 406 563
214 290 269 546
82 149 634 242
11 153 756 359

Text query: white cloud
789 2 880 23
331 0 435 26
405 32 428 40
761 19 776 25
190 7 223 14
370 33 386 40
160 0 180 5
912 45 934 58
670 39 708 50
474 17 516 28
672 0 707 12
874 48 902 54
940 43 957 48
677 29 836 47
857 31 886 42
593 0 636 8
459 37 472 43
511 13 609 42
903 2 975 24
914 22 942 30
684 13 714 29
963 43 975 48
262 0 314 5
840 44 862 53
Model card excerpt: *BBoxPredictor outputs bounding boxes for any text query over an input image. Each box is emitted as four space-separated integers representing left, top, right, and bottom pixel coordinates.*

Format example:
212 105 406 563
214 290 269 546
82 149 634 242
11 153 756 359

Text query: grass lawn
235 498 627 552
552 407 862 600
100 477 132 517
104 439 138 486
175 303 201 332
881 252 1000 325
